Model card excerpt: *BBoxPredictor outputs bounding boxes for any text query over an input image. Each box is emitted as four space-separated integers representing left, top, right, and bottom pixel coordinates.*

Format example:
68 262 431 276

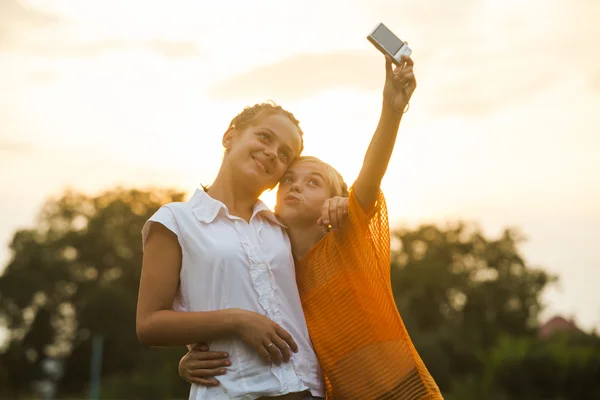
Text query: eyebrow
308 172 325 180
282 170 325 181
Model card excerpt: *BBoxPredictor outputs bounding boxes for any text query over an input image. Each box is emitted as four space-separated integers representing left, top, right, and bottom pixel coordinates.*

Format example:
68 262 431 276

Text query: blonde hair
228 100 304 154
294 156 348 198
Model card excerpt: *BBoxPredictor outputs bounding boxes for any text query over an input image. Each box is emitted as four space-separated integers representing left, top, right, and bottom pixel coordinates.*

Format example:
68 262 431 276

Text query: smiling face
275 156 348 228
223 112 303 193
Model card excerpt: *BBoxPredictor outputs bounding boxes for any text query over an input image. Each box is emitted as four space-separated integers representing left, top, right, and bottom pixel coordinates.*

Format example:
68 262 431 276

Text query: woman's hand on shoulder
317 196 349 231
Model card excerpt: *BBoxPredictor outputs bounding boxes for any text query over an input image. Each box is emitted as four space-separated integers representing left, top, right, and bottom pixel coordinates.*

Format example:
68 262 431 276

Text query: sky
1 0 599 332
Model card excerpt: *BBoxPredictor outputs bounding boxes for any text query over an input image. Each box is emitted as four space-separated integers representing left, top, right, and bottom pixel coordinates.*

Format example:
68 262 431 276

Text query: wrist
382 95 405 118
226 308 247 335
385 85 411 111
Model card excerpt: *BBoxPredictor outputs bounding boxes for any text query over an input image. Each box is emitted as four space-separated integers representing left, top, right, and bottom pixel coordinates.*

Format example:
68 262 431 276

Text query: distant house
538 315 581 338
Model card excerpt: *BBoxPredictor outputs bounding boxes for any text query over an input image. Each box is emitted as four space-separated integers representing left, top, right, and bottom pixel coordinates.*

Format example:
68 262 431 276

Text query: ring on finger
266 342 274 348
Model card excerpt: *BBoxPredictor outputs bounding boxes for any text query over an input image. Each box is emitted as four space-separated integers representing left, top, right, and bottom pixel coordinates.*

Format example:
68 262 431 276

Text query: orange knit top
296 188 443 399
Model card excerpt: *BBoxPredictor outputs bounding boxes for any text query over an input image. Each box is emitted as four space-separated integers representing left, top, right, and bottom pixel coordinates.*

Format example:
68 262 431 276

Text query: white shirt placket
234 217 302 392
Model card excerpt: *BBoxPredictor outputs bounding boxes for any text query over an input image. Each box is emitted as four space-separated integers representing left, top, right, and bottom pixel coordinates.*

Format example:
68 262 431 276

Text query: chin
275 210 298 226
239 172 274 193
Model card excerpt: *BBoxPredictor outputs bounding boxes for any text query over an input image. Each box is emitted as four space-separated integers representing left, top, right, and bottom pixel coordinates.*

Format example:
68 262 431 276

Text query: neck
286 222 327 263
207 165 263 221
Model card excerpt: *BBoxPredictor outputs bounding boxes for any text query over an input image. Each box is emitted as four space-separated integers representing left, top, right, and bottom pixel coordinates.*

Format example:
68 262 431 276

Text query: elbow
136 318 157 346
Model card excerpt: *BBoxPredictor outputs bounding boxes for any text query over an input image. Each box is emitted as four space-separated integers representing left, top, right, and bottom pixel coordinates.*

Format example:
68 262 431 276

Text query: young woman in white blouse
136 103 327 400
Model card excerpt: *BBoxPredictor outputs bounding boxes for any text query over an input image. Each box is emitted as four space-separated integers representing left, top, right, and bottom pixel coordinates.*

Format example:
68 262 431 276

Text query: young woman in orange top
179 55 443 399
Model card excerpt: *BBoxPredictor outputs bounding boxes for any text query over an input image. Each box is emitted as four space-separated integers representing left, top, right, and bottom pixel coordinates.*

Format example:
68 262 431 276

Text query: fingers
191 342 209 351
187 357 231 369
392 55 414 77
405 76 417 98
263 323 298 364
256 343 272 364
190 350 229 361
239 312 297 365
188 366 228 379
401 54 414 67
185 376 221 386
328 197 339 229
321 199 331 226
265 340 283 365
275 325 298 353
180 349 230 387
391 60 416 105
385 56 394 77
393 65 413 84
321 197 348 230
336 198 345 229
398 71 415 87
271 334 291 363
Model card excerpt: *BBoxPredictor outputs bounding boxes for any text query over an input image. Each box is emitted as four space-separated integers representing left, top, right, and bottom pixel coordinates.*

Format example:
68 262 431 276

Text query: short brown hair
228 101 304 154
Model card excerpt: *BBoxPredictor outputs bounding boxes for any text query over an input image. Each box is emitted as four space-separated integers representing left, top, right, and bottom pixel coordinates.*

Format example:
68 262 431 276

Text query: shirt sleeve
332 185 391 277
141 204 182 250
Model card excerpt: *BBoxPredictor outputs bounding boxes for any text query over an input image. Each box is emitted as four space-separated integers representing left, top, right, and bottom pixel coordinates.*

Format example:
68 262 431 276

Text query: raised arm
354 55 416 209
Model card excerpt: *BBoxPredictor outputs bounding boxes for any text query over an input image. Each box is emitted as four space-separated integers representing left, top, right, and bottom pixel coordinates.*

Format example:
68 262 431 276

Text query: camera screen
372 24 403 55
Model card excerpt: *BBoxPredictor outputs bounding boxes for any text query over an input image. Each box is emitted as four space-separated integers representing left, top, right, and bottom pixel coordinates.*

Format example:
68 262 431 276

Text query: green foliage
445 333 600 400
0 189 597 399
390 223 557 391
485 333 600 399
0 188 187 398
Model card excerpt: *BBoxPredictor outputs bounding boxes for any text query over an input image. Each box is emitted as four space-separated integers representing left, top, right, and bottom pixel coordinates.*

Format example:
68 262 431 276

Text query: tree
0 187 188 398
389 223 557 391
2 188 592 398
446 332 600 400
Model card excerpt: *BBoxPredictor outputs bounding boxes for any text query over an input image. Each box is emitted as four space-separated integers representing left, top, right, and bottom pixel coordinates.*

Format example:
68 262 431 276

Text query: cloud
206 46 555 115
423 49 559 116
143 39 202 59
19 38 202 58
208 51 385 100
25 69 59 83
591 71 600 92
354 0 600 117
0 1 201 59
0 0 60 26
0 0 61 44
0 140 34 153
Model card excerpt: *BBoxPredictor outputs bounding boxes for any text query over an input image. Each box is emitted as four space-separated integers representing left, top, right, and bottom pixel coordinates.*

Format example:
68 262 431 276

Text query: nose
290 181 302 193
264 147 276 162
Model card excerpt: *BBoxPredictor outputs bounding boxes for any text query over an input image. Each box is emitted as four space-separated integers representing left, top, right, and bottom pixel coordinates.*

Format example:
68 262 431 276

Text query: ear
222 127 235 150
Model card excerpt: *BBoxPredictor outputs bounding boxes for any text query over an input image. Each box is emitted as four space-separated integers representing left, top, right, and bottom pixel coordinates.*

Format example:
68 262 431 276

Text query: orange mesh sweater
296 188 443 399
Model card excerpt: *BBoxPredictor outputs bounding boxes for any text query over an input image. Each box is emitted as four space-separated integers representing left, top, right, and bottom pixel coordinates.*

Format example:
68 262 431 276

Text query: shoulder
346 185 388 229
142 202 190 247
150 201 192 225
160 201 191 214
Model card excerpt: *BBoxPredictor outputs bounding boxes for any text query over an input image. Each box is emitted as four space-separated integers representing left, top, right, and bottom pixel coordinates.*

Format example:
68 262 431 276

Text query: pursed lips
284 194 300 202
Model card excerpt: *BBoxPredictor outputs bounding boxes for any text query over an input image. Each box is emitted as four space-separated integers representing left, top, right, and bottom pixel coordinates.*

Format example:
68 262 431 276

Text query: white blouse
142 189 324 400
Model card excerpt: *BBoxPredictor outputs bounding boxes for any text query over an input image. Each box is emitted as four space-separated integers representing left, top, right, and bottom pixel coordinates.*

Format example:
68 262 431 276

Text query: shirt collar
189 189 286 228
